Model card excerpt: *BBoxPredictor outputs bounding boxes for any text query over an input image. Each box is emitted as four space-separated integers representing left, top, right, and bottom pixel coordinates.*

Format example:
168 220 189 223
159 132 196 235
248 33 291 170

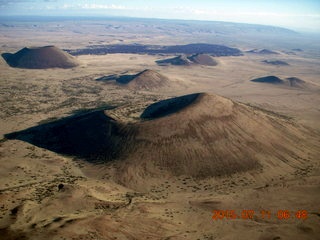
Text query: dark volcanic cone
125 69 170 90
251 76 283 84
96 69 171 90
251 75 313 89
125 93 313 180
247 49 279 54
2 46 79 69
251 76 284 84
262 60 289 66
5 93 318 187
156 54 218 66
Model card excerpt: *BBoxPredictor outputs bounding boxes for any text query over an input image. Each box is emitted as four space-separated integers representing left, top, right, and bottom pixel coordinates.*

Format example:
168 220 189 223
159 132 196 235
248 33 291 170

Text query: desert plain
0 17 319 240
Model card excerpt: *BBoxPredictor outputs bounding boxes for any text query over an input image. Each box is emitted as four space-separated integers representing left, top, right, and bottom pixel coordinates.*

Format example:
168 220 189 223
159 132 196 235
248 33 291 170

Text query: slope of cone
286 77 307 88
247 49 279 54
262 60 289 66
156 55 192 66
126 69 170 90
96 69 172 91
187 54 218 66
5 111 124 161
5 93 318 187
251 75 283 84
118 93 314 181
2 46 79 69
156 54 218 66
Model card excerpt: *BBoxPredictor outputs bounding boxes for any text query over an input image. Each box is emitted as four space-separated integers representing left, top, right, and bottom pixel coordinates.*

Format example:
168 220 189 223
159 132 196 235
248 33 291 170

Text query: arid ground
0 17 319 240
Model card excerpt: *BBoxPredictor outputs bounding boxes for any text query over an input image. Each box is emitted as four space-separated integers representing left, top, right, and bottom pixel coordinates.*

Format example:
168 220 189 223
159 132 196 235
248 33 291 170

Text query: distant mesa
251 75 310 89
97 69 170 91
156 54 218 66
246 49 279 55
2 46 79 69
5 93 316 185
262 60 289 66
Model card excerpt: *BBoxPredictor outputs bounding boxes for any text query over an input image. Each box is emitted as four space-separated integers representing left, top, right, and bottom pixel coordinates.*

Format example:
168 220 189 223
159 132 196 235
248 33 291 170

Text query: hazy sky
1 0 320 32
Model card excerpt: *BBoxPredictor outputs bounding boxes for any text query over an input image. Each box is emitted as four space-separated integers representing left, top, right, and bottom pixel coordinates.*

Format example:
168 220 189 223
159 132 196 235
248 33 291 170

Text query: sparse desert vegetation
0 14 320 240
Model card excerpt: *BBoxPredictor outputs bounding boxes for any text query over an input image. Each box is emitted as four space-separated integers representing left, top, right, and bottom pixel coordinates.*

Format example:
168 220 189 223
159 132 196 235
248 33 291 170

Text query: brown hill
2 46 79 69
251 76 283 84
5 93 318 188
121 93 316 183
187 54 218 66
126 69 170 90
285 77 307 88
262 60 289 66
97 69 171 91
156 55 192 66
156 54 218 66
251 75 315 89
246 49 279 54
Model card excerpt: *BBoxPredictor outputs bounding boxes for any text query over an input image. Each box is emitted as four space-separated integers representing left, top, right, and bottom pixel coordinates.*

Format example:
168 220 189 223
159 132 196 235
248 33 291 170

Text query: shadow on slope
156 55 192 66
4 93 318 187
5 111 125 162
251 75 315 89
251 76 283 84
141 93 200 118
187 54 218 66
262 60 289 66
96 74 136 84
286 77 307 88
